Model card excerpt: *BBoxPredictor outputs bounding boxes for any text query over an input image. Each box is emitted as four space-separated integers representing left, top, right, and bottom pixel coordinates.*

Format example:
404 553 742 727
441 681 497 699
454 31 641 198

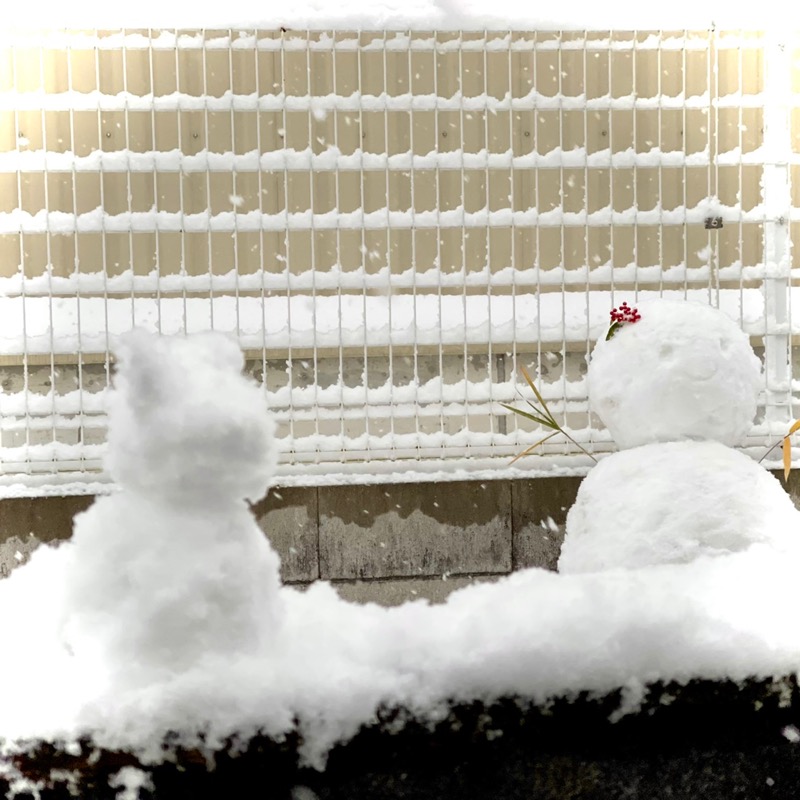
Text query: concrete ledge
512 477 581 571
250 487 319 583
318 481 511 580
3 469 799 606
331 574 501 607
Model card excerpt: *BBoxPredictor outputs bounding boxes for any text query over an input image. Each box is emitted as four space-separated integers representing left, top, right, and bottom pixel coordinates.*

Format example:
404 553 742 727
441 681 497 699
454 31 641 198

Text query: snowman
56 330 285 676
558 299 800 574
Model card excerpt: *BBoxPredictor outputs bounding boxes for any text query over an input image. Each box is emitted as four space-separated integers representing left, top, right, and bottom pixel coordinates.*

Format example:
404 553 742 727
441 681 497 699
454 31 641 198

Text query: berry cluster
609 302 641 324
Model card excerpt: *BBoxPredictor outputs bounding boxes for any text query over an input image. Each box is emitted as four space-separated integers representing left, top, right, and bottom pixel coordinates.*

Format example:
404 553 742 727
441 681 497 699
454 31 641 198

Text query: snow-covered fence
0 28 797 491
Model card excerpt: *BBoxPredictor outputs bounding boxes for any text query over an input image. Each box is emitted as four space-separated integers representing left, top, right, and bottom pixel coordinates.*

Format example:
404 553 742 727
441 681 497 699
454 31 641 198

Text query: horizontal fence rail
0 28 798 492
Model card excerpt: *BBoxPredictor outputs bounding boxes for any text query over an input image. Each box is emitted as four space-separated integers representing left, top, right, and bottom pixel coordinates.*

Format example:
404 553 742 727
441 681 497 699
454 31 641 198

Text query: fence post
761 30 793 428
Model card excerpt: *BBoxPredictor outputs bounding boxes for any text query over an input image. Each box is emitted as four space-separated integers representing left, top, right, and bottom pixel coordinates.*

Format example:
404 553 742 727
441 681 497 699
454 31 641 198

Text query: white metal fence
0 28 798 492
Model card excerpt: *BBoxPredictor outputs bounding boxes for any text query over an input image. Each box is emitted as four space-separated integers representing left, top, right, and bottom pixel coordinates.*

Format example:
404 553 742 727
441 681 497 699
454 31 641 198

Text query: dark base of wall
7 676 800 799
3 470 800 605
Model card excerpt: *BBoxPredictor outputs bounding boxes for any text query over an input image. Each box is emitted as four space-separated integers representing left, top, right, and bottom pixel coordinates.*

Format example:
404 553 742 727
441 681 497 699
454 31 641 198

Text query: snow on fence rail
0 28 797 493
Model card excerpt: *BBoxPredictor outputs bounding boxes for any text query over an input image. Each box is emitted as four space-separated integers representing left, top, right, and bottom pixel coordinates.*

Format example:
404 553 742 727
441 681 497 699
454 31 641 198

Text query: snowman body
558 300 800 574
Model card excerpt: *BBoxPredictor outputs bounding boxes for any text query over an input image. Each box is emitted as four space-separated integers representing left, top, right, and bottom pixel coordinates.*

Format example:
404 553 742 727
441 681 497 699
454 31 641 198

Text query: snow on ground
1 322 800 778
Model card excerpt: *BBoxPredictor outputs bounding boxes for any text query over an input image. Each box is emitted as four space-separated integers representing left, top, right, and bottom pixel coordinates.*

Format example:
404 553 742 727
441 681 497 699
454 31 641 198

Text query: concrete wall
3 471 799 605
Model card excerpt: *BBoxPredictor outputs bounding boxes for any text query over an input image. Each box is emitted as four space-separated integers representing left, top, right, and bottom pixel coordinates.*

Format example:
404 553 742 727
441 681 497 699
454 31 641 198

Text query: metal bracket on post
704 217 723 230
762 32 793 430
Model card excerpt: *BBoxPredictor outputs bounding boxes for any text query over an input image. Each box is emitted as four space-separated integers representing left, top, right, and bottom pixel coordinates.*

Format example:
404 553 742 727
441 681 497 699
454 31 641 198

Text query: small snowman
558 299 800 573
57 330 285 676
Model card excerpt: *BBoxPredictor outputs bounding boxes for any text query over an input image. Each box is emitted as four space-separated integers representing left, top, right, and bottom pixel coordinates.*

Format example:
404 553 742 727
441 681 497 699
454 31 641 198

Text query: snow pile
1 325 800 777
587 300 762 450
559 440 800 573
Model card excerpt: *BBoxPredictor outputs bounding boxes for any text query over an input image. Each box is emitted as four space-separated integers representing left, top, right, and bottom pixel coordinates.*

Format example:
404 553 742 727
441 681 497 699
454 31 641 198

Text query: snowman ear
112 329 171 410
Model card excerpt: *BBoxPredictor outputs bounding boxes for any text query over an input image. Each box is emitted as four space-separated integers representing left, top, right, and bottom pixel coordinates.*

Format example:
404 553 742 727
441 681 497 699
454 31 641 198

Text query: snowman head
588 299 762 449
105 329 277 506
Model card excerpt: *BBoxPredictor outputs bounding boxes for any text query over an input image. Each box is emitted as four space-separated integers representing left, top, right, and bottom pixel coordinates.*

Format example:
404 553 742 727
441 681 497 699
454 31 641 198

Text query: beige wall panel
207 172 233 214
588 226 611 268
463 228 487 272
0 174 17 213
68 49 96 94
184 172 212 214
610 227 634 269
534 49 559 97
337 228 363 271
685 48 710 96
587 169 610 213
232 171 260 213
0 50 14 93
563 227 589 270
534 227 558 270
16 110 44 150
487 169 511 213
104 233 132 276
13 49 43 93
100 173 129 216
485 50 510 99
282 50 309 95
661 227 685 270
41 49 69 94
489 226 512 271
610 109 633 153
684 168 711 209
438 170 461 212
334 110 360 155
660 171 684 213
130 232 157 275
461 50 485 98
685 226 710 269
153 172 178 213
97 49 124 95
44 111 70 153
210 231 234 274
19 171 44 213
436 47 460 98
636 169 660 212
610 50 633 97
463 169 486 214
0 235 21 276
123 49 151 96
386 170 411 212
740 226 762 273
411 110 436 154
0 112 16 151
659 109 683 154
461 111 487 153
71 110 100 156
128 173 154 213
47 236 75 277
287 230 312 272
20 233 46 276
181 231 208 276
233 230 261 274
